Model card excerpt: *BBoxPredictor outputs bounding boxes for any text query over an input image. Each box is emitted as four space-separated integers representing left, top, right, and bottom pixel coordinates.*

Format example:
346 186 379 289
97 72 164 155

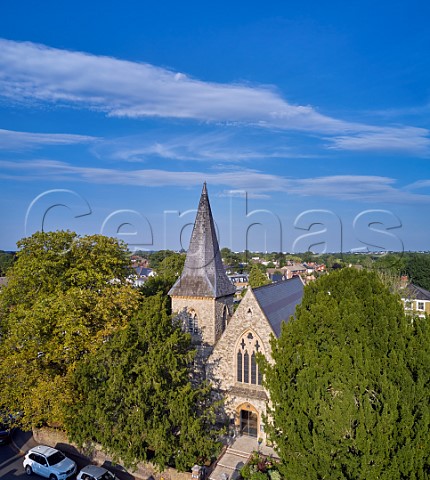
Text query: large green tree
262 268 430 480
156 252 185 282
248 264 270 289
0 231 139 428
66 293 221 471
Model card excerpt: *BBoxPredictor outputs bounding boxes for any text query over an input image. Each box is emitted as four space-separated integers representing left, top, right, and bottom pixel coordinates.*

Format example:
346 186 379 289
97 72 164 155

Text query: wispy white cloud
327 127 430 155
369 103 430 119
0 38 429 155
0 159 287 191
0 128 97 150
403 179 430 191
1 159 430 204
93 130 307 162
0 39 340 132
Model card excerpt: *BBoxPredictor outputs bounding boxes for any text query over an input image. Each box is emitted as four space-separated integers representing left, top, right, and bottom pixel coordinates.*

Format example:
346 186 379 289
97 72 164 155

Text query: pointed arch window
243 351 249 383
251 352 257 384
236 331 263 386
237 350 243 382
187 310 199 334
222 305 228 332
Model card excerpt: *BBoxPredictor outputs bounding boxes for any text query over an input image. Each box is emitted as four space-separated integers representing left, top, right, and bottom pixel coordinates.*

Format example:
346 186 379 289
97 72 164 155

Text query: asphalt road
0 440 28 479
0 437 90 480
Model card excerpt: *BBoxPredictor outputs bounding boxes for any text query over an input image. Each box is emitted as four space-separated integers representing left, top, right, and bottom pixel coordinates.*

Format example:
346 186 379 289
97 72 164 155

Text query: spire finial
202 182 207 195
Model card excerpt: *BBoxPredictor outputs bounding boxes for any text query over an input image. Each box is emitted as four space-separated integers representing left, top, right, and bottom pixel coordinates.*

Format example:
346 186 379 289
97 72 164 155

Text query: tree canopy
66 292 221 471
0 250 14 276
262 268 430 480
156 252 185 281
0 231 139 429
147 249 177 270
405 253 430 291
248 264 270 289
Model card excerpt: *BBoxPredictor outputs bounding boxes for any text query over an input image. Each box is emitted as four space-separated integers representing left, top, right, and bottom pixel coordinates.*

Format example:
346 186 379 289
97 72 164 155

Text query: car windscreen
47 451 66 465
98 471 115 480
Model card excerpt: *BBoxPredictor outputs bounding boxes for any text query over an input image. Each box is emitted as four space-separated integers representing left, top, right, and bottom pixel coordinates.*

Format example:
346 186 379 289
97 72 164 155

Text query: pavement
10 428 38 456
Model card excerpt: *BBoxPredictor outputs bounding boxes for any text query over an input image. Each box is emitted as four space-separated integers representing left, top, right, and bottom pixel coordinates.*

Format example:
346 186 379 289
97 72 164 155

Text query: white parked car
77 465 117 480
23 445 77 480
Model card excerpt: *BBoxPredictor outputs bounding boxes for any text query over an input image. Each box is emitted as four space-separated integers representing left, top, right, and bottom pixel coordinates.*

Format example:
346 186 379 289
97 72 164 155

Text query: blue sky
1 1 429 253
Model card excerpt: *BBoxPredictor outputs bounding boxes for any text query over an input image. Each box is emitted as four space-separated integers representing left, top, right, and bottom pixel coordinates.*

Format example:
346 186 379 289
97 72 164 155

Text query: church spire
169 183 236 298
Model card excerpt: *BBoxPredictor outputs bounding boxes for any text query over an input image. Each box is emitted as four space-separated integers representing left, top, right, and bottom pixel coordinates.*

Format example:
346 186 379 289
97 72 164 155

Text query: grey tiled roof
253 277 304 337
169 183 236 299
403 283 430 301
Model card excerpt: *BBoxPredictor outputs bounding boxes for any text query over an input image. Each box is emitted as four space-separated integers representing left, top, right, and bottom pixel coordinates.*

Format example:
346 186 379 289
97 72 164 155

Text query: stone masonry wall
171 296 217 345
207 289 276 439
214 296 234 342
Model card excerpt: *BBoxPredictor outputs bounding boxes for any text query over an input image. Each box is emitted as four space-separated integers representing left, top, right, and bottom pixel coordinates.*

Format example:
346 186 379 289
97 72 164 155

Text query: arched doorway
236 403 259 437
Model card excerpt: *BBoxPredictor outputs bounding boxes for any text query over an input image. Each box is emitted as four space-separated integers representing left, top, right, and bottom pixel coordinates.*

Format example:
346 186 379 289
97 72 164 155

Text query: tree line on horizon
3 245 430 291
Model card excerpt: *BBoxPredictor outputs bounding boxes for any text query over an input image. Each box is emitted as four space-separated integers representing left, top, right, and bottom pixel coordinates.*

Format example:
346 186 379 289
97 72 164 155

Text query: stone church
169 184 304 442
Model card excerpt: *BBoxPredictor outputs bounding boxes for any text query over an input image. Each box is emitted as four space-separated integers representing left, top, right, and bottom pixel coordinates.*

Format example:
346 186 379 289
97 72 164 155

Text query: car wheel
49 475 57 480
25 465 33 475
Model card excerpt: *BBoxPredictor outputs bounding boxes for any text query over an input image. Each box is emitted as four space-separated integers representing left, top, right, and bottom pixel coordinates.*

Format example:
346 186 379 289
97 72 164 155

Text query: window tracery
236 331 263 385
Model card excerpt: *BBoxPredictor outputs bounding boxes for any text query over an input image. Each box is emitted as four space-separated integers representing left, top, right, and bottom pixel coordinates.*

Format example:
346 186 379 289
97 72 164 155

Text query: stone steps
209 436 278 480
209 449 250 480
223 448 250 459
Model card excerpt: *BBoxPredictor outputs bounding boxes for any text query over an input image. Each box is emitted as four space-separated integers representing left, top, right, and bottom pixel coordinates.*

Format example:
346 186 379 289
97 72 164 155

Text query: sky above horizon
1 1 429 254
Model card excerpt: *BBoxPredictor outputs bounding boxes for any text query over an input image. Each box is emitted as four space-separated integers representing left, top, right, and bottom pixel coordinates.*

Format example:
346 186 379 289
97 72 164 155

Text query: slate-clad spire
169 183 236 298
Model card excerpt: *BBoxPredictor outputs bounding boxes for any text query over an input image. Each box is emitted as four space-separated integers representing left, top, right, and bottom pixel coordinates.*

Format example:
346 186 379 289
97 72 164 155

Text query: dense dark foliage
405 253 430 291
262 268 430 479
66 293 221 471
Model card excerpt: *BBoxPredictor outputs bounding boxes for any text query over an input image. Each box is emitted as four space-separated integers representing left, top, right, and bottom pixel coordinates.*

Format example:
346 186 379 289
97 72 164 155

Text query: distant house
270 273 285 283
129 266 155 287
130 255 149 267
401 283 430 318
132 266 154 277
228 273 249 295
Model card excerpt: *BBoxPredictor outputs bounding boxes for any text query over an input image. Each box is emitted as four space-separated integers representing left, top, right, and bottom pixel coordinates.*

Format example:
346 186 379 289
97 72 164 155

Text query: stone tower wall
214 295 234 342
171 296 217 345
172 295 234 346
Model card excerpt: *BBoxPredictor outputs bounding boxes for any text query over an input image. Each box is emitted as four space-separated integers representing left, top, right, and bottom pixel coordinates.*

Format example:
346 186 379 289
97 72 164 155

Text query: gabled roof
132 266 153 277
403 283 430 301
169 183 236 299
253 276 304 337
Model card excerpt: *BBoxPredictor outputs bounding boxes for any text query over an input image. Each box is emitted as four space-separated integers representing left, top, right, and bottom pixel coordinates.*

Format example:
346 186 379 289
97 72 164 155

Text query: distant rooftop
403 283 430 301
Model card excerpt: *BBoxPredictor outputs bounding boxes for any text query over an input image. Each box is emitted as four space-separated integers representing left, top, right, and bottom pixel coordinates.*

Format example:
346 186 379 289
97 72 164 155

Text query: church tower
169 183 236 348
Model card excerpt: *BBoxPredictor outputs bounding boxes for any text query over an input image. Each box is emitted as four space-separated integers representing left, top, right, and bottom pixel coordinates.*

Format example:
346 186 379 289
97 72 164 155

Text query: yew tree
0 231 139 428
263 268 430 480
66 293 221 471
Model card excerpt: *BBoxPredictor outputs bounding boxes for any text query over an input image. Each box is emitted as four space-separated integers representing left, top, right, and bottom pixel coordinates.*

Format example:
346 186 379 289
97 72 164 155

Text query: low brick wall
33 427 192 480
